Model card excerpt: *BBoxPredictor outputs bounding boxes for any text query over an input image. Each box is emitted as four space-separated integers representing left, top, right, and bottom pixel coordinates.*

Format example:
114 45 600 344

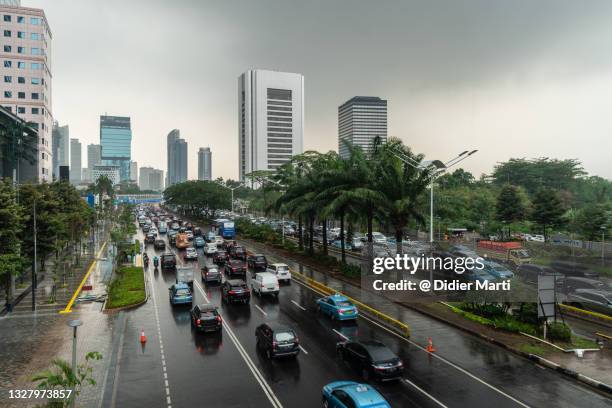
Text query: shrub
548 322 571 342
340 263 362 278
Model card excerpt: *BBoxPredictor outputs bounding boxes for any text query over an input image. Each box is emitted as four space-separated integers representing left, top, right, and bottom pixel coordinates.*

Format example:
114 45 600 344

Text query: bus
214 218 236 239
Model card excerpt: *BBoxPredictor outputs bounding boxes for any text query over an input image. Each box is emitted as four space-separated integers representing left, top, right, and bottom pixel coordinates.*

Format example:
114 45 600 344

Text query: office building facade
166 129 187 186
100 115 131 182
92 164 119 186
130 160 137 183
197 147 211 181
51 122 68 180
87 143 101 173
338 96 387 159
69 137 81 184
238 69 304 182
0 2 53 182
139 166 163 192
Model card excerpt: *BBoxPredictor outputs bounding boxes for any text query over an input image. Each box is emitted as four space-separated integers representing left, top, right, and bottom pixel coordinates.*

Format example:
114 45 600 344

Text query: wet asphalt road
112 226 611 408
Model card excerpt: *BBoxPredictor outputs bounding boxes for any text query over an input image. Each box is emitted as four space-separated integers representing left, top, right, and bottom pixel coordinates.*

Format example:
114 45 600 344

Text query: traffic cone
426 337 435 353
140 329 147 344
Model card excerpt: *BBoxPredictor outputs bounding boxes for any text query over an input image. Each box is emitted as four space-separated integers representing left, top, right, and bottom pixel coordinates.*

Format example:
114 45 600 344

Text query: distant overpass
116 194 163 204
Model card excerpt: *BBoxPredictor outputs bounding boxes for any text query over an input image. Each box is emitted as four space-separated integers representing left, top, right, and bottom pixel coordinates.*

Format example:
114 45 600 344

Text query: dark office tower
167 129 188 186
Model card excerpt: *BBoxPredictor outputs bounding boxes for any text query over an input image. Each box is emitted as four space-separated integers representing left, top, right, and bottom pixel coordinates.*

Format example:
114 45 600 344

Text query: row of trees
0 178 96 305
164 180 231 219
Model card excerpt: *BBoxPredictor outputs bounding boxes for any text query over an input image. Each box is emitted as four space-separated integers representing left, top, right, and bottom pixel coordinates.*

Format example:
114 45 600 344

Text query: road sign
537 274 556 318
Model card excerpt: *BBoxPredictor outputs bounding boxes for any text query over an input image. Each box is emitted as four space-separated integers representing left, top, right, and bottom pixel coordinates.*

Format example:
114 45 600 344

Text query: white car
525 234 545 243
185 247 198 260
267 263 291 283
372 232 387 244
251 272 279 297
204 243 217 255
214 236 224 246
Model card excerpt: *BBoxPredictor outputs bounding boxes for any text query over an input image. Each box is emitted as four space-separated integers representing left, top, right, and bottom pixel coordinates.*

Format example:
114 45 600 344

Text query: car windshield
256 256 265 261
231 285 246 290
367 345 396 361
274 331 295 342
200 310 217 317
336 301 353 307
176 289 190 295
276 266 288 272
235 247 244 252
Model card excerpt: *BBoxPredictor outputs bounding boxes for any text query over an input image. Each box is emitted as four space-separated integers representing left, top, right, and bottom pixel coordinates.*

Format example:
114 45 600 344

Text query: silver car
566 289 612 316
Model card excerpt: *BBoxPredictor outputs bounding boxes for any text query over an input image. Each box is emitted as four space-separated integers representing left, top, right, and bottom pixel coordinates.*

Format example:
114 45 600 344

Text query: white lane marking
292 277 531 408
299 345 309 355
291 300 306 311
147 260 173 408
403 378 449 408
255 304 268 316
332 329 349 341
193 280 282 408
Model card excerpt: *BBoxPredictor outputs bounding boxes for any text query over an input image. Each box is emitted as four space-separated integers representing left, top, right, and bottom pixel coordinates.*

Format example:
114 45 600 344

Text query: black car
225 259 247 278
221 279 250 304
213 250 229 265
517 264 564 286
256 323 300 359
247 254 268 271
154 239 166 250
161 253 176 270
229 245 246 260
145 233 156 244
190 304 222 333
337 340 404 381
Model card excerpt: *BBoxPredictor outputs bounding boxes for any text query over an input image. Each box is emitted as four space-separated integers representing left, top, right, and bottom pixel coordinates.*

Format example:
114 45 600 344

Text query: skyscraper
238 69 304 182
100 115 132 182
166 129 187 186
198 147 212 181
52 122 69 180
130 160 138 184
87 143 101 173
338 96 387 159
70 138 81 184
139 166 164 192
0 2 53 182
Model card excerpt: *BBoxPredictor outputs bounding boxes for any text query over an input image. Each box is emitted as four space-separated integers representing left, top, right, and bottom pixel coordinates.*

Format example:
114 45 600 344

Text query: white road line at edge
332 328 349 341
403 378 449 408
255 304 268 316
193 280 283 408
291 300 306 311
299 345 309 355
291 277 531 408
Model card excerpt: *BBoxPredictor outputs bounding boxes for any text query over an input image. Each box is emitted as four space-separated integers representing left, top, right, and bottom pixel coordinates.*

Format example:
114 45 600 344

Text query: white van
267 263 291 283
204 243 217 255
251 272 279 297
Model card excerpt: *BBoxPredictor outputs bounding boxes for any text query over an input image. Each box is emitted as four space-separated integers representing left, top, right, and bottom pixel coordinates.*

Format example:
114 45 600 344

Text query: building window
4 91 12 98
31 17 40 25
31 107 39 114
3 15 11 22
17 91 25 99
31 33 40 40
17 16 24 23
17 76 24 83
31 77 40 85
17 32 25 39
3 30 10 37
31 62 41 69
17 46 24 54
17 61 26 69
3 45 11 52
31 92 39 99
3 60 11 68
4 76 11 83
32 48 41 55
18 107 25 114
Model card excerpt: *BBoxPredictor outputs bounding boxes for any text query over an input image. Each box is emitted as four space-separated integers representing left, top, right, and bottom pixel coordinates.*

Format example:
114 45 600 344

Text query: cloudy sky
30 0 612 180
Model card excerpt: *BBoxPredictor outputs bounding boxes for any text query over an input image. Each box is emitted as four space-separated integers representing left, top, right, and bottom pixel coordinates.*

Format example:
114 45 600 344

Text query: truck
477 240 531 266
214 219 236 240
176 266 194 287
175 232 190 249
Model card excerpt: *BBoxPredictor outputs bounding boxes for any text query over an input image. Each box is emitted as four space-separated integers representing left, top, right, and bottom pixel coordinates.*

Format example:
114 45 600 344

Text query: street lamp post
67 319 82 408
214 181 243 213
32 199 37 311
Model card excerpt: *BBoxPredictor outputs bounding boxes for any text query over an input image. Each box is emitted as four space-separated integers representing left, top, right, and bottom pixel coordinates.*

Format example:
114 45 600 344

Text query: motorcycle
153 257 159 268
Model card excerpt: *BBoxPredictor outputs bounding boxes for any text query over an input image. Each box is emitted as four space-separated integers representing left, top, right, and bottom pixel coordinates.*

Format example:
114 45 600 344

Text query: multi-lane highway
108 221 611 408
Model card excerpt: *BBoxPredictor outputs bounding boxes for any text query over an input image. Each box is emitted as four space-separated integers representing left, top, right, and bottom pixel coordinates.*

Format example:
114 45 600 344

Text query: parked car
213 250 229 265
169 283 192 306
153 239 166 250
372 232 387 244
225 259 247 278
221 279 250 304
251 272 280 297
194 236 206 248
201 264 222 284
322 382 391 408
204 243 218 256
255 323 299 359
331 239 352 251
267 263 291 283
479 260 514 280
563 277 609 293
337 340 404 381
185 247 198 261
517 264 564 286
190 304 222 333
317 294 358 321
247 254 268 271
161 253 176 270
464 268 497 283
229 245 247 260
565 289 612 316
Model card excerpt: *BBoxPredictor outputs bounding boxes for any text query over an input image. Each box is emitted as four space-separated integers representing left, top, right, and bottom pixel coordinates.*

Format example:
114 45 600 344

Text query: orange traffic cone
140 329 147 344
426 337 435 353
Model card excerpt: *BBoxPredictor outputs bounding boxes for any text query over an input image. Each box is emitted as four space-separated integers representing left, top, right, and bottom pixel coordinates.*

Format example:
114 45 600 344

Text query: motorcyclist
153 256 159 267
143 252 149 267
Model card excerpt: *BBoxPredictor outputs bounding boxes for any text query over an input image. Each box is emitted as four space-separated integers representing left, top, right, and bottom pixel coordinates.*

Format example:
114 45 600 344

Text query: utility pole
32 199 37 311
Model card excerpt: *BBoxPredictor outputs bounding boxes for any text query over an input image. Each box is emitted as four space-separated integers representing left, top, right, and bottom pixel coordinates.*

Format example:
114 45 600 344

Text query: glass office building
100 115 132 181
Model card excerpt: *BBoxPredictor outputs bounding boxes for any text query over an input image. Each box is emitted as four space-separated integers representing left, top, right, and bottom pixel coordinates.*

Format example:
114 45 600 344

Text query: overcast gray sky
30 0 612 180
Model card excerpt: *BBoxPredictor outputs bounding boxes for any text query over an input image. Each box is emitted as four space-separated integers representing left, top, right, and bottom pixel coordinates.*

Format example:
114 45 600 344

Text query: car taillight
196 319 201 325
272 341 278 349
228 290 236 295
216 316 221 322
294 336 299 344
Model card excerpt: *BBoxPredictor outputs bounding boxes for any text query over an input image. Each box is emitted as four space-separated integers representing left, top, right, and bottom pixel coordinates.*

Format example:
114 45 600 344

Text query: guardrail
559 303 612 324
289 268 411 338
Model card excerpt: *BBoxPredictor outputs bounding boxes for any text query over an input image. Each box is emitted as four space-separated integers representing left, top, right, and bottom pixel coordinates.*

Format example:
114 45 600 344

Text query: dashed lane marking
255 304 268 316
291 300 306 311
403 378 449 408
